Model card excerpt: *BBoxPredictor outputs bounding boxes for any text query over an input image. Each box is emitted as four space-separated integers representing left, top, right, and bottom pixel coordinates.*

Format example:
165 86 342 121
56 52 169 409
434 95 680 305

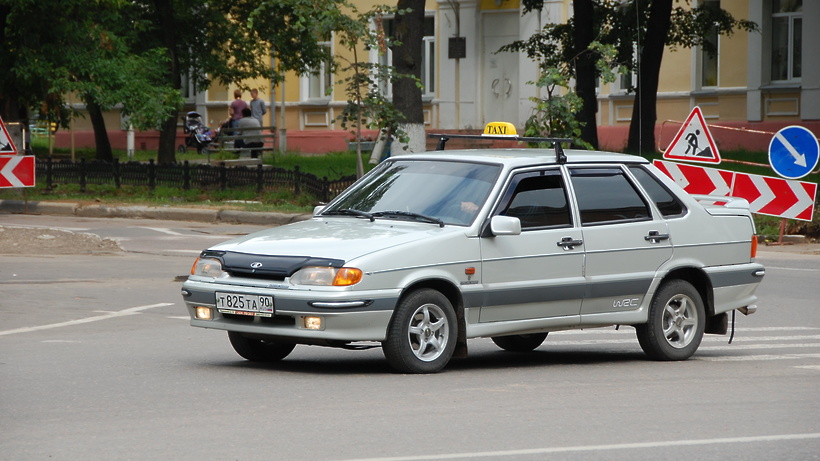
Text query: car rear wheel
383 289 457 374
491 333 548 352
227 331 296 362
636 280 705 361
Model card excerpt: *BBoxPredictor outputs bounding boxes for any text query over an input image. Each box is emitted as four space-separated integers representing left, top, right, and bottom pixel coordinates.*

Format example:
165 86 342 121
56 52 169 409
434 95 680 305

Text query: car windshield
323 159 501 226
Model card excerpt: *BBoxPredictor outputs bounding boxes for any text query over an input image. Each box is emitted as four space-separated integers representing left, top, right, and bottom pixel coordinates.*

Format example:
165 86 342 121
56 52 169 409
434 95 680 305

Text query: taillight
751 235 758 259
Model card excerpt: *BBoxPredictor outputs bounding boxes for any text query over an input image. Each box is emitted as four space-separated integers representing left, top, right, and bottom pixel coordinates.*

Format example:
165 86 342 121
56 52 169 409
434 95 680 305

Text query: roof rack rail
427 122 573 164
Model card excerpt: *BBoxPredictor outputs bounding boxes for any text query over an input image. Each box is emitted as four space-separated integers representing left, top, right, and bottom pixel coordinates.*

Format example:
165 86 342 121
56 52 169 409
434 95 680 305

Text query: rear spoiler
691 195 751 209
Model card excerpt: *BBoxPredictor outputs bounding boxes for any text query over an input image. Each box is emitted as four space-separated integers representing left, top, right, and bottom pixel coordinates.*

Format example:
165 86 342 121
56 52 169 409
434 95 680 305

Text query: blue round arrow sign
768 125 819 179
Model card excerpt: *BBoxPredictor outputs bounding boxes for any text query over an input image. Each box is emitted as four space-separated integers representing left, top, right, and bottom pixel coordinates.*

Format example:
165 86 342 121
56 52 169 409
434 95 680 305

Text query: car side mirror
490 215 521 236
313 205 326 216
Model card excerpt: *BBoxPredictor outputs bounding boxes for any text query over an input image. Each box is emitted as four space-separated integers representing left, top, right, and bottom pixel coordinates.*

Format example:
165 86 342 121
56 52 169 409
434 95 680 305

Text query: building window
771 0 802 82
378 16 436 98
304 34 333 100
700 0 720 88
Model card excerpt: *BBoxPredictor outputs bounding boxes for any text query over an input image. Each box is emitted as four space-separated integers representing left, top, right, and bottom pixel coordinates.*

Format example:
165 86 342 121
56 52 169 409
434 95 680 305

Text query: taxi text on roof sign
483 122 517 137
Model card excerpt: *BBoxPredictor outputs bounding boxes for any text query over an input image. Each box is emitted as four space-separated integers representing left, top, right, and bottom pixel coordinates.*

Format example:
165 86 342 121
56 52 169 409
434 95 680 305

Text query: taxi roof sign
428 122 573 163
483 121 517 137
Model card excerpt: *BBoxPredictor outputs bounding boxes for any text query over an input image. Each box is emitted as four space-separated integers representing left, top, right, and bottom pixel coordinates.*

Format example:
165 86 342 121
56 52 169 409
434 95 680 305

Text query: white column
800 0 820 120
746 0 764 122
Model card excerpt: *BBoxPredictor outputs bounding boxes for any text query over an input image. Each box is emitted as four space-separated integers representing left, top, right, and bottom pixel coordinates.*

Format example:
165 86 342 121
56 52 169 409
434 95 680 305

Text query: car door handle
557 236 583 250
645 230 670 243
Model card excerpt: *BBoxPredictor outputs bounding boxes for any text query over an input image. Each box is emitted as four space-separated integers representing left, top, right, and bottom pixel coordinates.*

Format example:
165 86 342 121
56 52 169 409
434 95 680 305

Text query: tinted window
500 170 571 229
569 167 650 225
628 166 686 217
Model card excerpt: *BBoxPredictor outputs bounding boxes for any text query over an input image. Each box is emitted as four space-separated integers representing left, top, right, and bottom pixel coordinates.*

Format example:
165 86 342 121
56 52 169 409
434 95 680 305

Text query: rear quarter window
628 165 686 217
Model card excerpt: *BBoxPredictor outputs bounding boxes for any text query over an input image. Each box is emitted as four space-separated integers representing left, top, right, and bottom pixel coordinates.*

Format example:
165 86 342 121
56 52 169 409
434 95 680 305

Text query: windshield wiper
321 208 375 222
372 211 444 227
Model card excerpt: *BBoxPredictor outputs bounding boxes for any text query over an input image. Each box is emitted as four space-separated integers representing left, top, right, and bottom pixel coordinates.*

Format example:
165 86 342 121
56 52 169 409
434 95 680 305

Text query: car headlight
190 257 226 278
290 266 363 286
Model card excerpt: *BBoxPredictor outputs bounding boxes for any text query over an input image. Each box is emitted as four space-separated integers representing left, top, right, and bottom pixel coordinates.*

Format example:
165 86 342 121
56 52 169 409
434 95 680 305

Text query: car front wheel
227 331 296 362
636 280 705 361
383 289 457 374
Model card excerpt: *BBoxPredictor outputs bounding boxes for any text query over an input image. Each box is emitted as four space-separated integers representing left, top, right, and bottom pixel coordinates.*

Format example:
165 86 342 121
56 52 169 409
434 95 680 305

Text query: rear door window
569 167 651 226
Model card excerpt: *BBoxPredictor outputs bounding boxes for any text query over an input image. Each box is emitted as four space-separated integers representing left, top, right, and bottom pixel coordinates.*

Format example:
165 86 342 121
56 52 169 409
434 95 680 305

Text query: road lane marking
334 433 820 461
552 326 820 335
697 353 820 362
133 227 185 236
763 265 820 272
546 336 820 346
0 303 174 336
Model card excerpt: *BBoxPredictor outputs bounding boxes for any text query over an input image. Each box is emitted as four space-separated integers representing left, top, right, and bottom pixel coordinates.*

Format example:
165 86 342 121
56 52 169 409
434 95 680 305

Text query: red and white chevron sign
654 160 817 221
0 155 36 188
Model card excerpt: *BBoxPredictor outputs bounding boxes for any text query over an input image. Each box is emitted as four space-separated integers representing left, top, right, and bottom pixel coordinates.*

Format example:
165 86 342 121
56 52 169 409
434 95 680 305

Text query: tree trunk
87 101 113 162
627 0 673 155
573 0 599 149
152 0 181 164
391 0 426 154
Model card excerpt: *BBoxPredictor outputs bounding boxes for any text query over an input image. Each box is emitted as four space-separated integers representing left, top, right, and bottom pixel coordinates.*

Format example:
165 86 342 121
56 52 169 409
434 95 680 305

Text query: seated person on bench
234 108 264 158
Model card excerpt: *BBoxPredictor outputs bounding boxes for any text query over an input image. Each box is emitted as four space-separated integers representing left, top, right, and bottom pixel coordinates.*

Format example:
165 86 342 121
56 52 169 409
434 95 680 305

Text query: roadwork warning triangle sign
663 106 721 164
0 116 18 155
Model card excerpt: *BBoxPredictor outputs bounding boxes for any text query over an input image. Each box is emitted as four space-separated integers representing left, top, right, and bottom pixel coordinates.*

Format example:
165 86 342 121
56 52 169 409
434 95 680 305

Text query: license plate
215 292 274 317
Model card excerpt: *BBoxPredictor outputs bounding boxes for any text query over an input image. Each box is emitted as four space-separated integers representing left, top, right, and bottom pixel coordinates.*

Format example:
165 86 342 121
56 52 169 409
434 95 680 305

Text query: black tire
177 144 187 153
227 331 296 362
382 289 457 374
491 333 548 352
636 280 705 361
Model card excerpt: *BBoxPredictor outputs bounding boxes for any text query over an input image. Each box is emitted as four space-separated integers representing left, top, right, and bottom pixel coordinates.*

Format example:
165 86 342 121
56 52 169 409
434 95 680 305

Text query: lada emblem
250 262 263 269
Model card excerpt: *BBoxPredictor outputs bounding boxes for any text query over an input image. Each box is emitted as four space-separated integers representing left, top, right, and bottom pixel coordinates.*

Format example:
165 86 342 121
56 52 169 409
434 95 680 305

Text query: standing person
235 108 264 158
228 89 248 133
250 88 266 125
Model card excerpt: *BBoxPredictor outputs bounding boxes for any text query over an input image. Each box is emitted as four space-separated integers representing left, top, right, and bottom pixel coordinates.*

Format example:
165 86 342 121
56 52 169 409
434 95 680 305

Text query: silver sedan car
182 124 764 373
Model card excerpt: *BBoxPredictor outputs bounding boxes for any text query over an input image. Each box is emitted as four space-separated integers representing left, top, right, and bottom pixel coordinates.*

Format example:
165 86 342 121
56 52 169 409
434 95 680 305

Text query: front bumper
181 279 398 342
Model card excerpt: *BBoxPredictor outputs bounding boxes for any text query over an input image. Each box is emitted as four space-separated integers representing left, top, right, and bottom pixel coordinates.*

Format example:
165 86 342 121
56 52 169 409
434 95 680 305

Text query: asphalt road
1 215 819 460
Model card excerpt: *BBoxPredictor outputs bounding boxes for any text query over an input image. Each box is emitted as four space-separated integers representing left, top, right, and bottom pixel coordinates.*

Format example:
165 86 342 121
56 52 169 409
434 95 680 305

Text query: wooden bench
217 125 277 159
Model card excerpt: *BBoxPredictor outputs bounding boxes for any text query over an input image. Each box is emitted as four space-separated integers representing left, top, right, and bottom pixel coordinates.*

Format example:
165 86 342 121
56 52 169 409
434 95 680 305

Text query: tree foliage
331 4 414 177
0 0 181 160
1 0 356 163
512 0 757 153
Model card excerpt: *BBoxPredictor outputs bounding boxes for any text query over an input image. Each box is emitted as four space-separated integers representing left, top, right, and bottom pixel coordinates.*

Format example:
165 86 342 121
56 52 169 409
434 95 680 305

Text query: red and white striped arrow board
0 155 36 188
654 160 817 221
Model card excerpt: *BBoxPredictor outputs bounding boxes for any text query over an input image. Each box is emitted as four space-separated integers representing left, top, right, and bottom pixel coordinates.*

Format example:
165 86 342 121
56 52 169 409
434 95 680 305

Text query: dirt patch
0 226 123 255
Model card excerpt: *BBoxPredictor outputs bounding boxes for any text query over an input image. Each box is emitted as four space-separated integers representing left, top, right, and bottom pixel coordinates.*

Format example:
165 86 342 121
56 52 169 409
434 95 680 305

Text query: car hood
208 217 463 262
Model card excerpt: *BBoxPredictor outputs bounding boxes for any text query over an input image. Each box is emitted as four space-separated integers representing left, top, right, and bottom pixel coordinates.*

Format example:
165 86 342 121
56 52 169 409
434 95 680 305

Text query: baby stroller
178 111 215 154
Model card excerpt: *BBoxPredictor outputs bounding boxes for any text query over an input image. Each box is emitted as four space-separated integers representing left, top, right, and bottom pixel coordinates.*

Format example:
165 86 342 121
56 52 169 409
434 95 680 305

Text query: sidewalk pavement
0 199 311 226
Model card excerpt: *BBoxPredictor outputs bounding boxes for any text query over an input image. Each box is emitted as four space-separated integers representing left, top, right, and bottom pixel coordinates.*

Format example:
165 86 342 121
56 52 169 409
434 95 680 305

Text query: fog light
195 306 213 320
304 316 323 330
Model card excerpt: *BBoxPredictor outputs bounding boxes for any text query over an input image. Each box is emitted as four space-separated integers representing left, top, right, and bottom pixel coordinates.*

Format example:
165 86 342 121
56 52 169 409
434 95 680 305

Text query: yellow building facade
61 0 818 153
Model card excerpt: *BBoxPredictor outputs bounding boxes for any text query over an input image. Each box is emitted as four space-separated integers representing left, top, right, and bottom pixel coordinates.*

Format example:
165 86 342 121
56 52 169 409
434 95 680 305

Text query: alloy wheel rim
662 294 697 349
407 303 449 362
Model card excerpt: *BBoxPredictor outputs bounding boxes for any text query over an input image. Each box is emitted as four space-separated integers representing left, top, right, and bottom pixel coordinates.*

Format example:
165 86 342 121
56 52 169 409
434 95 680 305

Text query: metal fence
36 157 358 203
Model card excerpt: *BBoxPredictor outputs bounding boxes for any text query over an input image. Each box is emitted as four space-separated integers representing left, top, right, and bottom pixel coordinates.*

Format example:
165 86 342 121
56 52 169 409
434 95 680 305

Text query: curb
0 200 311 226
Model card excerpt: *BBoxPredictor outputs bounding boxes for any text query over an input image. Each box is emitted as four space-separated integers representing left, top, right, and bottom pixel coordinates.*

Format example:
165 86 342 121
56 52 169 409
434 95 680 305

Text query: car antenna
428 122 572 164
